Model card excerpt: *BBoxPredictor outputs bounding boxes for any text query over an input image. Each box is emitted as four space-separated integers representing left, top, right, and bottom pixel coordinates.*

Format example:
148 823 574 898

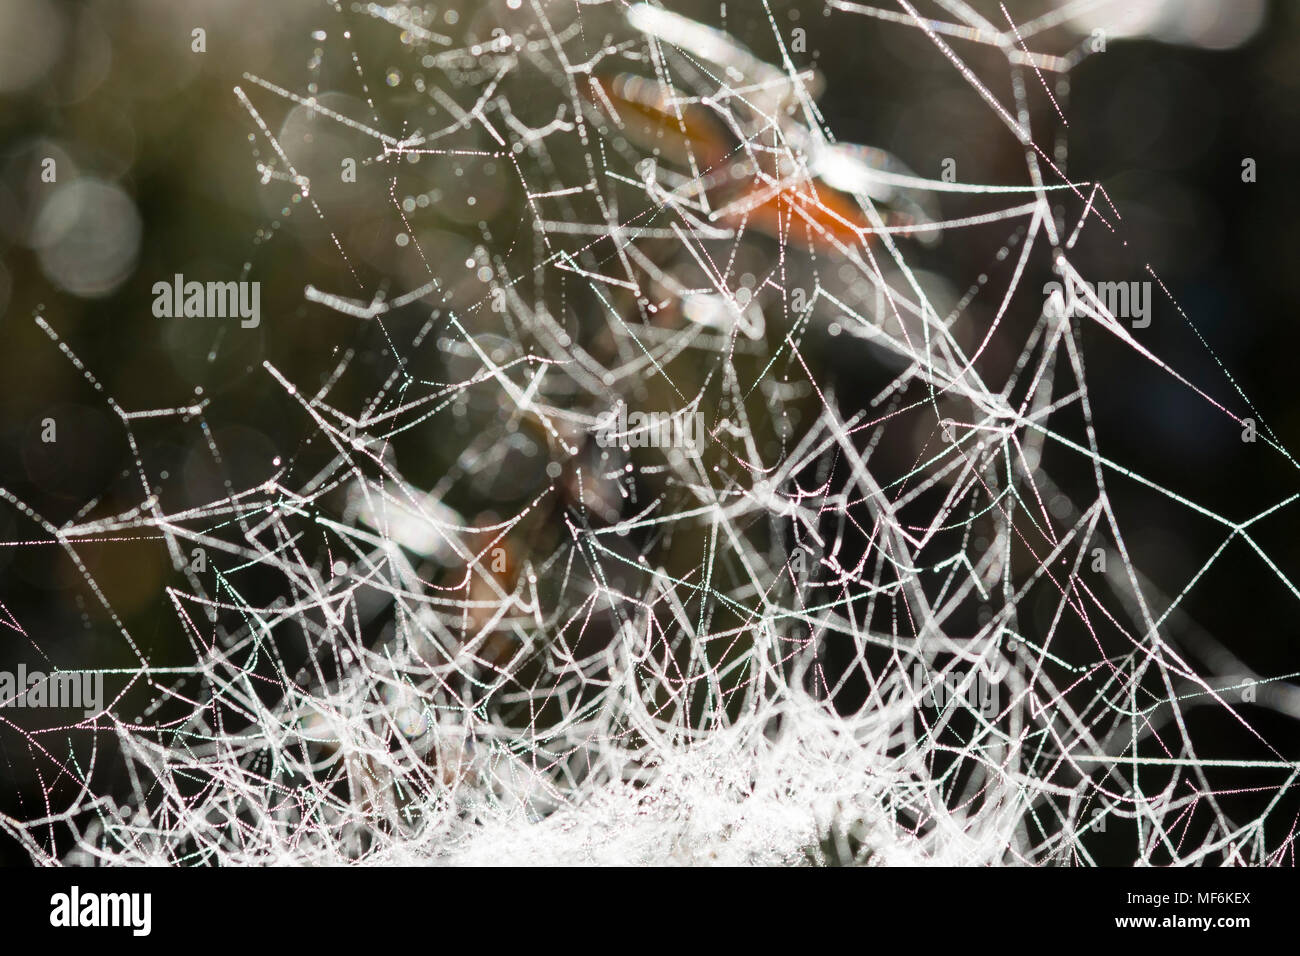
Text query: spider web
3 0 1298 866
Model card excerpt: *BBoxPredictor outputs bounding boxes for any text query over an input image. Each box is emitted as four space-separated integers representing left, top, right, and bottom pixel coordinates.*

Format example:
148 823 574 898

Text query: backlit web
5 0 1298 866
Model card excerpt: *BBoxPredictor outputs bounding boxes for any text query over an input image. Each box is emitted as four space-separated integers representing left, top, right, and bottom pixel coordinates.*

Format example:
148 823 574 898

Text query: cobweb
4 0 1298 866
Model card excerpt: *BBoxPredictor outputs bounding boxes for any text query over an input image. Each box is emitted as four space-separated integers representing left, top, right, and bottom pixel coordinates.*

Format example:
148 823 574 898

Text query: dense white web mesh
4 0 1297 866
